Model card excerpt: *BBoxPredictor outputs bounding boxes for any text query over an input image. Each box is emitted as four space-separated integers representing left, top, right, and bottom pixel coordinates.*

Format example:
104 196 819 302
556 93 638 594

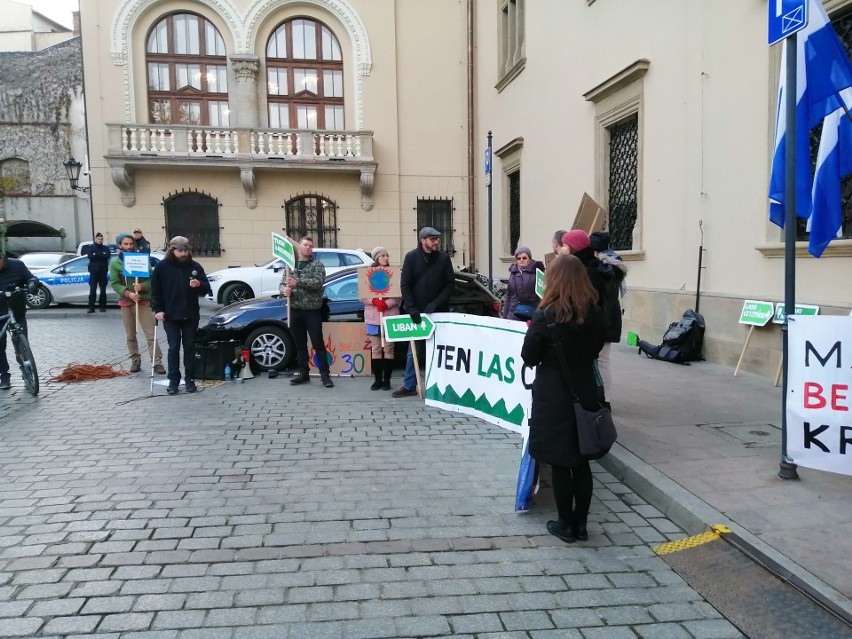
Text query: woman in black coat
521 254 606 543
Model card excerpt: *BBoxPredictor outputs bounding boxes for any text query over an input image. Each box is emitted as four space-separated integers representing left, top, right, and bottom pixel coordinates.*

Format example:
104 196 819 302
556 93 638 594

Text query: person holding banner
360 246 401 391
521 255 606 543
110 234 164 374
501 246 544 321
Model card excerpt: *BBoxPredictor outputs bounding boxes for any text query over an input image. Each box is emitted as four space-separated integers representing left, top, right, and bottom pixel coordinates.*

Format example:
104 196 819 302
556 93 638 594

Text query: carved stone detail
359 167 375 211
231 56 260 82
241 166 257 209
111 165 136 207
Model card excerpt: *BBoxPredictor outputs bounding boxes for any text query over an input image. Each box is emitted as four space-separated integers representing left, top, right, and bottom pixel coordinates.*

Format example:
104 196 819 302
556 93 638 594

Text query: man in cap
111 233 165 374
86 232 112 313
151 237 211 394
280 236 334 388
0 253 40 389
392 227 454 398
133 227 151 253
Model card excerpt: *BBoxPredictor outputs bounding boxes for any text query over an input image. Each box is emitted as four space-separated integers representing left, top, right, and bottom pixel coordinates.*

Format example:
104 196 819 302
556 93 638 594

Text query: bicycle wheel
11 331 39 396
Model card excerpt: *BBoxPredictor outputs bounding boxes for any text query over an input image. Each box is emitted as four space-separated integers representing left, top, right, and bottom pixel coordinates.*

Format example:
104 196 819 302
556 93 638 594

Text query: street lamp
63 157 90 193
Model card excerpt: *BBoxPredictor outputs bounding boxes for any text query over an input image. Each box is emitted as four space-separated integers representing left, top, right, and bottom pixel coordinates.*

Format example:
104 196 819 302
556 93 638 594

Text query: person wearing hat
501 245 545 321
360 246 401 390
111 233 165 375
0 253 40 390
151 237 211 394
392 227 454 398
133 228 151 253
86 232 112 313
561 229 627 398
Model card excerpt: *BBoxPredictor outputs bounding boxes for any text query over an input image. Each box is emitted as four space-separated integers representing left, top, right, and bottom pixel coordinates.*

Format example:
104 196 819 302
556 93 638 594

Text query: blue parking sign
769 0 808 45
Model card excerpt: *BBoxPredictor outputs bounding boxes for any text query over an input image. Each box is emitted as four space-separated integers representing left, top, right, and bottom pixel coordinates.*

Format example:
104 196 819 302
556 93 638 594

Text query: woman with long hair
521 254 607 542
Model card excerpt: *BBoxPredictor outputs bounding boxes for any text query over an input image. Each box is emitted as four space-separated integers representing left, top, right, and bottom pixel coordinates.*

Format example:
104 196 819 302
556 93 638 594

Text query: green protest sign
272 233 295 270
382 315 436 342
535 268 545 299
738 300 774 326
772 303 820 324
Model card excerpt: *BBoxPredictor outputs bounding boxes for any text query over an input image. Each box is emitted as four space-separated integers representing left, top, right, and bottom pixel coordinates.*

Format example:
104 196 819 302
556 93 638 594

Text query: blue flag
769 0 852 227
808 89 852 257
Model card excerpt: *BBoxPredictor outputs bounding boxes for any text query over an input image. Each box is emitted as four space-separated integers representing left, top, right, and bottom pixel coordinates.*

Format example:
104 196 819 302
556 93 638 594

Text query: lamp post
63 157 90 193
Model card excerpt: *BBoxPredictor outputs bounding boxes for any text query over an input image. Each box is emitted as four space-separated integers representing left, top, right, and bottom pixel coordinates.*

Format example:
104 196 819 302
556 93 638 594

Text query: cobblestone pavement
0 313 744 638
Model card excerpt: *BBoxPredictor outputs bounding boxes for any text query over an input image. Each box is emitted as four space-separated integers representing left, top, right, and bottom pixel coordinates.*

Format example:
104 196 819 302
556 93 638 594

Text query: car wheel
26 285 51 309
221 283 254 305
245 325 294 372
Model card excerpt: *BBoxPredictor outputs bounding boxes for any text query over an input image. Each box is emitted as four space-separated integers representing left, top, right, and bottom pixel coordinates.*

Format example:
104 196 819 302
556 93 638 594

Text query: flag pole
780 36 800 481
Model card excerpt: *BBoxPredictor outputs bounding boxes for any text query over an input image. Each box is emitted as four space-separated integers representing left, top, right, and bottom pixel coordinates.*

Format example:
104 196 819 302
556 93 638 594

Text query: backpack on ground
637 309 705 365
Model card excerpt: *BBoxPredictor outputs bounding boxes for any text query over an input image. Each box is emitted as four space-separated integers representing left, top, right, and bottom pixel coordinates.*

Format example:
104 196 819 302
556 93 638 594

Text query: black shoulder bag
544 308 617 460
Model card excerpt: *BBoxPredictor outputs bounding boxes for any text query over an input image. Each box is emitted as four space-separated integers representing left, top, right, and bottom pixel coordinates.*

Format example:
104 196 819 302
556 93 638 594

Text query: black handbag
545 310 617 460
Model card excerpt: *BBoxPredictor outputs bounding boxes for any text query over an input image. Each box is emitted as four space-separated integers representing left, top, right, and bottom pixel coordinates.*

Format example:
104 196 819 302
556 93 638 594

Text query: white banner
787 315 852 476
424 313 534 437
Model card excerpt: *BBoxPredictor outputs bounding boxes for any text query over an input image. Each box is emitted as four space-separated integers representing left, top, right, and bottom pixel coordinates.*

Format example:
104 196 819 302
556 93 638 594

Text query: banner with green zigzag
425 383 525 426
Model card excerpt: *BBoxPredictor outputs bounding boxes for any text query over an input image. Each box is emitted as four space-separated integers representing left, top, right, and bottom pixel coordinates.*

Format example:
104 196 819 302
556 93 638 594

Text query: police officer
133 228 151 253
0 253 39 389
86 232 111 313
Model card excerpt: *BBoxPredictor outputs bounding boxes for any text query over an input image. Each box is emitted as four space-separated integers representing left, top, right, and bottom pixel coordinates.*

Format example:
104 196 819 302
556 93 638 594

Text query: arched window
146 13 229 126
266 18 344 131
164 191 222 256
285 195 338 247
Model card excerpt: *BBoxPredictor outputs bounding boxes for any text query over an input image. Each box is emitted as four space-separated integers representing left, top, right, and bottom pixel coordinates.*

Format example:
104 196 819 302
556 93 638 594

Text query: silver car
28 253 163 309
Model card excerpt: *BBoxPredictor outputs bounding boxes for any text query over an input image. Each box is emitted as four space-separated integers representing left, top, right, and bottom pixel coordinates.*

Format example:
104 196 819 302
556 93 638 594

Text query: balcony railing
106 124 373 161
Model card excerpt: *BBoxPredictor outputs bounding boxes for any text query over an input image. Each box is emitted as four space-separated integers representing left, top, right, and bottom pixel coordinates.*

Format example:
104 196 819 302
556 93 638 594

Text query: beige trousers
367 333 394 359
121 304 162 365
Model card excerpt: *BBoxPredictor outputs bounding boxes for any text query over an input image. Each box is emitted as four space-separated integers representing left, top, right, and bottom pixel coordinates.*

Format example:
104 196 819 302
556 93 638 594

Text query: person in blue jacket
86 233 112 313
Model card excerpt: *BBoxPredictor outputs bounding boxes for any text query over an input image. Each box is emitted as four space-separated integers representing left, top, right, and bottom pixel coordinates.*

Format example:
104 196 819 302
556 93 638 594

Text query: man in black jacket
86 233 112 313
151 236 211 395
392 227 454 398
133 228 152 253
0 254 40 389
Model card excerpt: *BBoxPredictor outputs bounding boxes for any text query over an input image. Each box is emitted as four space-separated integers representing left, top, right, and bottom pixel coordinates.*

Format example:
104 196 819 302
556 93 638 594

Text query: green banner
272 233 295 270
535 268 545 299
772 303 820 324
382 314 435 342
738 300 774 326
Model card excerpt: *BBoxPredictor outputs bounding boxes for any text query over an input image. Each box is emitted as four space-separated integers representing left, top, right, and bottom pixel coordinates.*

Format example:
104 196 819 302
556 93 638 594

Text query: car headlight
207 274 224 282
212 312 242 326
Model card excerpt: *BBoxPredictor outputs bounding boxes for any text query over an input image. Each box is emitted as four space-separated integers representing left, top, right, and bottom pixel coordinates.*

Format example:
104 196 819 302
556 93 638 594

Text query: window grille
798 10 852 241
163 191 222 256
416 198 455 255
284 195 338 247
607 114 638 251
508 170 521 254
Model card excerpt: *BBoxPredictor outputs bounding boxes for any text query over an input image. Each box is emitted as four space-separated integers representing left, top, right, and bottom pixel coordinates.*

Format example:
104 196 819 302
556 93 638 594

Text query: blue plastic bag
514 436 537 512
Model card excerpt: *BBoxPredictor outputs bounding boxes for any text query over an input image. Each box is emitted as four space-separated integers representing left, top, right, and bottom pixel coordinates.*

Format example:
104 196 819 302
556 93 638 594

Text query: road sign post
768 0 808 45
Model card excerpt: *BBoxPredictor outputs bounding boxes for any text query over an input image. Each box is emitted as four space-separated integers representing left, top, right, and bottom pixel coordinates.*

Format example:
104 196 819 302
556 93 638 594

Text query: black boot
572 514 588 541
370 358 383 391
382 359 392 390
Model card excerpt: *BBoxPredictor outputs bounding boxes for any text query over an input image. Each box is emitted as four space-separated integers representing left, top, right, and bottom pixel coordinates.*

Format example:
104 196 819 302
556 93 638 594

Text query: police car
27 253 164 309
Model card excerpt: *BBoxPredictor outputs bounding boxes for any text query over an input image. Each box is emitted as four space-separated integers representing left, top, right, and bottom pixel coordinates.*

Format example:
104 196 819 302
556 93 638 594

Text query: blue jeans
403 341 425 390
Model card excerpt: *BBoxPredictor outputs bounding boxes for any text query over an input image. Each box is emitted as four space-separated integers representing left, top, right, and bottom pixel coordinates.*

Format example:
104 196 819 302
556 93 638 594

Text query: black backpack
638 309 705 364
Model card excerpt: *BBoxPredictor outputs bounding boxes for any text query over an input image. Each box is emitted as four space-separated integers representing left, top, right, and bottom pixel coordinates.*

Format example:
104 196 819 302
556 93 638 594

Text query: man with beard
151 236 211 395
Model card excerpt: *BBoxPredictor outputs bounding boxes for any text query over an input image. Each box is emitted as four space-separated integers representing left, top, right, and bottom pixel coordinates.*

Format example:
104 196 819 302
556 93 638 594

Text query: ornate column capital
230 55 260 83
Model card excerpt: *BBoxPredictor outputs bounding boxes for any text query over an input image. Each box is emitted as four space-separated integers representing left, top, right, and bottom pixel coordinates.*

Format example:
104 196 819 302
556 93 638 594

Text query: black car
197 268 501 372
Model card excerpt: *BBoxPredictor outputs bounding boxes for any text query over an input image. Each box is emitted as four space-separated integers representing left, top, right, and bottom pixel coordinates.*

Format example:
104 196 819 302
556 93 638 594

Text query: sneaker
0 377 10 390
167 384 179 395
546 519 576 544
290 373 310 385
129 359 141 373
185 380 197 393
391 386 417 398
321 375 334 388
153 364 166 375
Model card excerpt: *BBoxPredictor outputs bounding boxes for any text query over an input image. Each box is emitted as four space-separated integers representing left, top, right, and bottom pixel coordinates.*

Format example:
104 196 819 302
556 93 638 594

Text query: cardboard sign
738 300 774 326
357 265 401 299
772 303 820 324
572 192 607 234
308 322 371 376
122 252 150 278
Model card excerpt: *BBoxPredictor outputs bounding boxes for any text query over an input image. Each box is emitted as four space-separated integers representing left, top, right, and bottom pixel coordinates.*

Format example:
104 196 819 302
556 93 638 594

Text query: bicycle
0 288 39 396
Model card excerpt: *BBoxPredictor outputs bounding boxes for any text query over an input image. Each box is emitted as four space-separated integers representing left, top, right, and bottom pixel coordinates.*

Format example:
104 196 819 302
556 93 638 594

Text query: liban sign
738 300 774 326
772 302 820 324
768 0 808 46
382 314 435 342
535 268 545 299
272 233 295 270
122 252 151 278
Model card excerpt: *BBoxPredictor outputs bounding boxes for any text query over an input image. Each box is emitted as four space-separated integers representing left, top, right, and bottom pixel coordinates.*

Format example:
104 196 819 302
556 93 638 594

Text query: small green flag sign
382 315 436 342
772 303 819 324
272 233 295 270
535 268 546 299
738 300 774 326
